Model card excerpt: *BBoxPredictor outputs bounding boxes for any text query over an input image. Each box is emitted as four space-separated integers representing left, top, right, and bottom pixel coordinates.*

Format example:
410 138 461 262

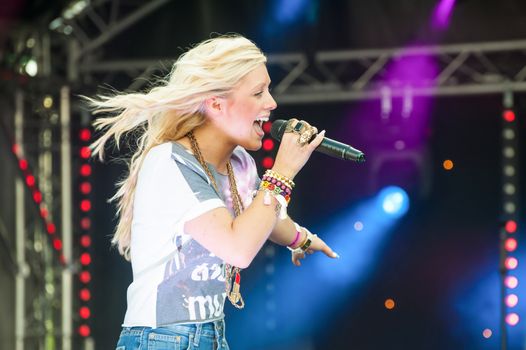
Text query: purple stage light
432 0 457 30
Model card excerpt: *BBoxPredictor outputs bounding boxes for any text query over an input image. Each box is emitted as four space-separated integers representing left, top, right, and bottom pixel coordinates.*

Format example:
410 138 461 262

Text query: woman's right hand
271 119 325 180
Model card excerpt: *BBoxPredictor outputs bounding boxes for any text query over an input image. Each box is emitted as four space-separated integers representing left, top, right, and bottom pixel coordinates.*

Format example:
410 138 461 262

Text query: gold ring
284 118 299 134
298 126 317 146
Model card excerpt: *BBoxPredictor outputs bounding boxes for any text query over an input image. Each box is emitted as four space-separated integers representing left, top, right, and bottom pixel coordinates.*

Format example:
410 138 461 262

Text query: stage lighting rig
498 91 521 349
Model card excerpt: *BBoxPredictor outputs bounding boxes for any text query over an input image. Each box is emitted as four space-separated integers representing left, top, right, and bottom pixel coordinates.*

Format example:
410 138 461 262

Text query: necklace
186 131 245 309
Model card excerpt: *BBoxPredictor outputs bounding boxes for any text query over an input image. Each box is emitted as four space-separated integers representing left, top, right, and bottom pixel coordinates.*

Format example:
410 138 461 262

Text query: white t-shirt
122 142 260 327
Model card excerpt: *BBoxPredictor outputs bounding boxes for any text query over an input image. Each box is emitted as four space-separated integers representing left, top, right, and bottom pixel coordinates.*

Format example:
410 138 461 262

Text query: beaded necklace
186 131 245 309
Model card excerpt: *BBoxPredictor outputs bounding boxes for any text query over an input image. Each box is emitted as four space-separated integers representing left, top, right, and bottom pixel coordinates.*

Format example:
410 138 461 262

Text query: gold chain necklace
186 131 245 308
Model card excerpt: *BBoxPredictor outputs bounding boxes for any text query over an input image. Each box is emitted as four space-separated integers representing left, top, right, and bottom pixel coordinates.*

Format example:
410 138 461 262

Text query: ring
285 119 309 135
298 126 318 146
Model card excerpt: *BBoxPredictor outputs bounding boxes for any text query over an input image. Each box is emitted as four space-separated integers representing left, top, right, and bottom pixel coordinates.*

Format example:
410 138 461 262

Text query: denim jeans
116 319 229 350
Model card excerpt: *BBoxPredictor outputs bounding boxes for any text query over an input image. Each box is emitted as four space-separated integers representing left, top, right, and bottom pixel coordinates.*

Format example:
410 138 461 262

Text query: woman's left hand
291 228 339 266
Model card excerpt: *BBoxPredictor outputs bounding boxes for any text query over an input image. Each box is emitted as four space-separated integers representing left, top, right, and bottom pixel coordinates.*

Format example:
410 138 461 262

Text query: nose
266 92 277 111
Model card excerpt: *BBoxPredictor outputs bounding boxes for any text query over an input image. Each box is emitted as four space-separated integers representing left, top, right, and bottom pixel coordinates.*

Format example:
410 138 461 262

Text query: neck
185 123 236 174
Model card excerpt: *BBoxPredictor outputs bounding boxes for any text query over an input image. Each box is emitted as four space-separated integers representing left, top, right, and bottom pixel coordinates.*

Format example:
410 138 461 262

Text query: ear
204 96 225 119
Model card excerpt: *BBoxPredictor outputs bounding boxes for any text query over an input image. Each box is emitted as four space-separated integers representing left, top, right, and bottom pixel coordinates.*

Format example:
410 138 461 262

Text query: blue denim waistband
120 319 227 346
163 319 225 338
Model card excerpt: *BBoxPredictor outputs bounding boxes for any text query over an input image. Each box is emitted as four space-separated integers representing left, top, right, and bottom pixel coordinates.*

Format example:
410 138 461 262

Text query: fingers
291 251 305 266
308 130 325 150
307 230 339 259
321 243 339 259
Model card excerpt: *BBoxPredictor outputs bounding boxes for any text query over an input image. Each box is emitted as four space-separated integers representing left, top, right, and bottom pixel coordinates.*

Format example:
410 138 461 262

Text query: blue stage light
378 186 410 217
274 0 308 24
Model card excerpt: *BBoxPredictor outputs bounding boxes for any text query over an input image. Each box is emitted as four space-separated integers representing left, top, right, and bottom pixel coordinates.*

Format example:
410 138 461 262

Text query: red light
79 129 91 141
19 159 28 170
78 324 91 337
40 206 48 218
505 220 517 233
33 191 42 203
53 238 62 250
262 139 274 151
12 143 20 155
25 174 35 187
80 288 91 301
80 182 92 194
80 253 91 266
46 222 56 234
81 217 91 230
505 257 518 270
80 199 91 212
80 164 92 177
505 238 518 252
505 276 519 289
503 110 516 122
79 271 91 283
80 235 91 248
262 157 274 169
79 306 91 319
506 313 520 326
506 294 519 308
263 121 272 134
80 146 91 159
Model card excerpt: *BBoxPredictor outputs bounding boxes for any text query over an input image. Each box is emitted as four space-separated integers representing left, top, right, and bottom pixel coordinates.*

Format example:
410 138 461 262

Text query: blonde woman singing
88 35 338 350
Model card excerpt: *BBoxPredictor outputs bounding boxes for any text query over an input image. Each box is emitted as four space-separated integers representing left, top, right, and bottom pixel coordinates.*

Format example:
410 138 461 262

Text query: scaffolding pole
14 90 26 350
61 86 73 350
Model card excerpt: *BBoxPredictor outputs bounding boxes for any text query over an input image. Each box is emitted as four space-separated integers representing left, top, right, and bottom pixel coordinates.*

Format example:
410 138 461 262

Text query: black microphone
270 119 366 162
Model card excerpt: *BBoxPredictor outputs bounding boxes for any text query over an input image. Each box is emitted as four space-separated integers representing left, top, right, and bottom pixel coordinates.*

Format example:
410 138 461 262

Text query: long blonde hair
87 35 267 260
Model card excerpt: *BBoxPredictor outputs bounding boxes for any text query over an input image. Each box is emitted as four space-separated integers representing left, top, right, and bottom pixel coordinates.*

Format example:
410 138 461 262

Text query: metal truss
49 1 526 102
57 0 171 59
0 86 75 350
269 39 526 103
78 39 526 104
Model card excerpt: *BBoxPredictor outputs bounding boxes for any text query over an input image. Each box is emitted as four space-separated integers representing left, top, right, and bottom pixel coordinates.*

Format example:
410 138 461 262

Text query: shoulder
140 143 173 173
143 142 206 177
231 146 256 170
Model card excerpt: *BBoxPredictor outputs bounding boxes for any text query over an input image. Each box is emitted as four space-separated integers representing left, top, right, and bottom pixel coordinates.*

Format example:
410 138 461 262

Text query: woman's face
218 63 277 151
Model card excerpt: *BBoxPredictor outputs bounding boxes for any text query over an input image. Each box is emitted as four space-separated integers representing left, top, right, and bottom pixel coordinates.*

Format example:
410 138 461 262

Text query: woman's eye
254 91 263 96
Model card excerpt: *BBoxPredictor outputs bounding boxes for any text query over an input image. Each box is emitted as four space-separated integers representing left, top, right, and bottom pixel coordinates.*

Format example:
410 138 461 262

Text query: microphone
270 119 366 162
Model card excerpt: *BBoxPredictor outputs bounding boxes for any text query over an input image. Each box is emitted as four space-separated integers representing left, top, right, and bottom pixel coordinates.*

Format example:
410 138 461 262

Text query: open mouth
253 116 269 136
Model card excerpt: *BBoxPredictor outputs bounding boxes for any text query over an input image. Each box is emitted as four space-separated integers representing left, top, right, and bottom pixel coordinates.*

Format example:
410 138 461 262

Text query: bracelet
264 169 295 189
288 227 302 248
288 224 316 253
260 180 291 204
260 171 293 206
298 234 313 251
254 189 288 220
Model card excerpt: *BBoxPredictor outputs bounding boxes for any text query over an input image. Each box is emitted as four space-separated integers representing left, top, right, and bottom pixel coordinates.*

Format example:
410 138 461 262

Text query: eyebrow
252 80 272 90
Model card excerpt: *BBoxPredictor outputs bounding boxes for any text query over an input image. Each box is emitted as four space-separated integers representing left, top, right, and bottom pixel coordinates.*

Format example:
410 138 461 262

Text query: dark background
1 0 526 349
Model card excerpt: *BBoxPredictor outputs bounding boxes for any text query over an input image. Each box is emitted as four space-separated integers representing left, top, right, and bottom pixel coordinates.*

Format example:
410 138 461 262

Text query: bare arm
184 190 281 268
268 216 297 246
184 126 326 268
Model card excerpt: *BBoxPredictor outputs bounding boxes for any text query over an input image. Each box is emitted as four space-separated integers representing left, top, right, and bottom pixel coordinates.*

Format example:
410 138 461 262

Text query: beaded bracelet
264 169 295 189
256 170 294 220
260 179 291 204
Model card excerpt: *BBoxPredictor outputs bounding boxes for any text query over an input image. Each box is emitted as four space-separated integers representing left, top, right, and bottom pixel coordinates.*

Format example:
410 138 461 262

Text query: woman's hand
291 228 339 267
271 119 325 180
